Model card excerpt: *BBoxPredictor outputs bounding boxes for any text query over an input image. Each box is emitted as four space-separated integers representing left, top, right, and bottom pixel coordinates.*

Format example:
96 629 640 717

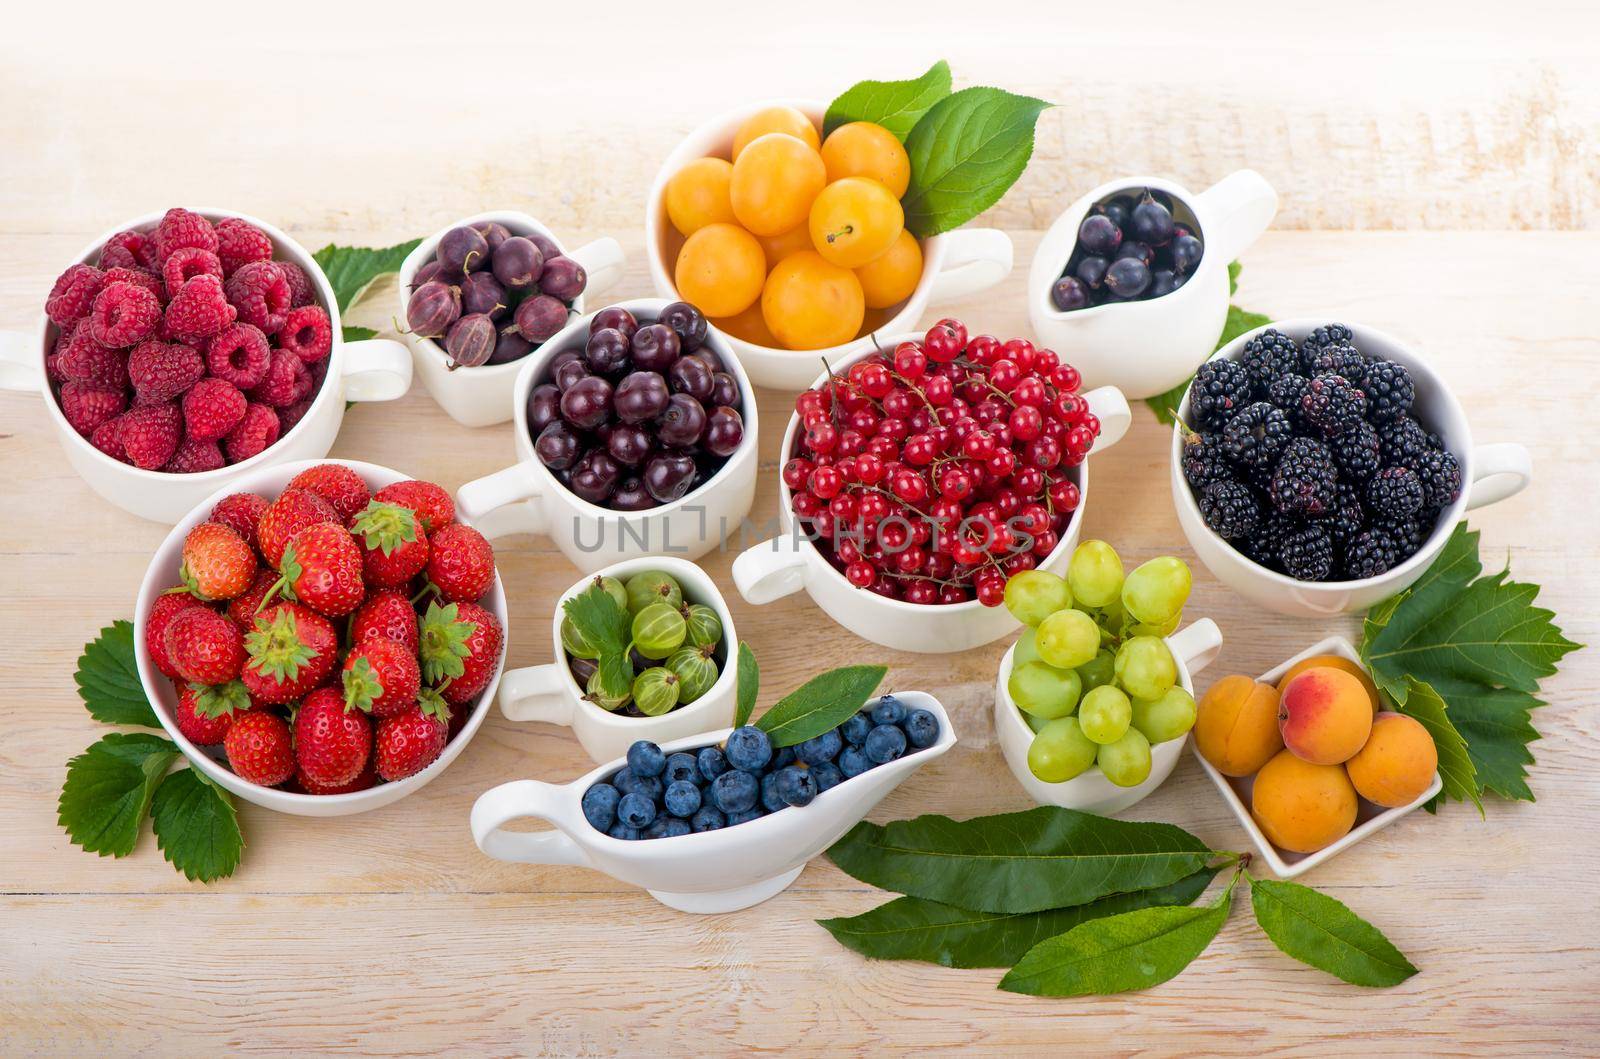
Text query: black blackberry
1326 482 1366 546
1221 401 1292 471
1303 342 1368 386
1343 529 1396 580
1373 515 1429 557
1199 479 1261 540
1366 466 1426 520
1266 373 1311 430
1238 513 1292 572
1279 523 1335 581
1190 358 1251 430
1377 415 1433 470
1180 430 1233 490
1413 448 1462 508
1299 323 1354 361
1301 374 1368 436
1362 360 1414 422
1238 328 1300 395
1328 419 1382 482
1270 437 1338 516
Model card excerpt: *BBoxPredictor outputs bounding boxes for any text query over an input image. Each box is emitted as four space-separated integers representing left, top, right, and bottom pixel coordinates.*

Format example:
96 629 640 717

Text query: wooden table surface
3 8 1598 1056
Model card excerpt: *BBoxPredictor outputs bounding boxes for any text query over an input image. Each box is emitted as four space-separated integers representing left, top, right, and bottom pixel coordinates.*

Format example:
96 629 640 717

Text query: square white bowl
1190 635 1442 878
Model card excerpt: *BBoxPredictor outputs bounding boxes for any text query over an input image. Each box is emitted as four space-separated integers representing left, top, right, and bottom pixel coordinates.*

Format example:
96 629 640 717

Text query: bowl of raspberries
1170 320 1532 616
9 208 412 523
133 460 507 816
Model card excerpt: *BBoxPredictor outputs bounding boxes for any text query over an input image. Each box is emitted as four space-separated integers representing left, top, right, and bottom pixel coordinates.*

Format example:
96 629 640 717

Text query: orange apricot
710 301 779 348
730 134 828 237
855 229 923 309
1251 750 1359 853
820 121 911 197
756 224 815 270
664 157 737 237
732 106 820 159
1346 711 1438 807
1194 674 1283 777
761 251 864 350
674 223 765 318
1277 654 1380 713
1278 667 1374 765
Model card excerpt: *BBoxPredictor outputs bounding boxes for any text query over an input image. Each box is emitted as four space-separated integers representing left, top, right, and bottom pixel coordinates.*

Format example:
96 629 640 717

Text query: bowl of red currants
732 319 1131 654
455 298 758 575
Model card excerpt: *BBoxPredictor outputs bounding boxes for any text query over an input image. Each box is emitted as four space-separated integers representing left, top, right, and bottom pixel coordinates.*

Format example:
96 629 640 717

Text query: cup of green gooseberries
992 540 1223 815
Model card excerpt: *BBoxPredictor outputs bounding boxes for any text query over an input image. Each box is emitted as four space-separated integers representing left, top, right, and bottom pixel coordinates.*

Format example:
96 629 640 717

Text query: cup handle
497 663 576 726
732 536 808 605
1168 617 1223 676
1082 385 1132 453
340 337 413 402
1192 169 1278 263
568 237 627 301
0 329 42 392
471 779 590 866
926 228 1014 304
1465 443 1532 511
456 464 550 538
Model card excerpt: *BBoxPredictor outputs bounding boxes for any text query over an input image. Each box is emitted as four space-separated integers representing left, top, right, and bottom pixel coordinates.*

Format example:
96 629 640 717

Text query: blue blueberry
811 761 844 792
796 729 843 765
690 806 727 832
696 746 729 782
864 724 907 764
902 709 939 749
612 767 662 803
664 752 700 785
726 808 764 825
838 745 873 777
627 740 666 778
644 817 670 838
774 765 817 807
711 769 759 814
760 771 787 812
664 779 702 818
607 823 642 840
617 792 657 829
870 695 906 726
660 818 691 838
841 712 873 745
773 745 799 770
581 783 620 831
724 726 773 772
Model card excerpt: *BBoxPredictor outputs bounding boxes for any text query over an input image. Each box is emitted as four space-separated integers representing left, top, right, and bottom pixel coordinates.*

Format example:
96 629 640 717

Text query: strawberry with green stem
342 637 421 718
174 678 252 745
163 606 245 685
419 599 502 705
348 499 430 589
172 521 257 602
374 692 450 781
293 685 372 788
242 602 337 704
263 522 365 617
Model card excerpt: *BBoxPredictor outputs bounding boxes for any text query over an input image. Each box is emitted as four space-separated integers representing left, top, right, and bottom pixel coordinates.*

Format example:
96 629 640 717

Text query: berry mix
782 318 1098 607
407 222 589 368
582 697 941 840
147 465 503 793
1051 189 1203 312
1182 324 1462 581
43 208 334 472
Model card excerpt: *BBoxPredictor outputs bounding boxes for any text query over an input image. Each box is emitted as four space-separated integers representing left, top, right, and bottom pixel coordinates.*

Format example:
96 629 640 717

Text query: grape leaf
817 868 1217 968
1249 878 1417 987
901 87 1052 238
1428 676 1542 802
1389 678 1480 812
342 325 377 343
824 60 953 142
734 642 759 728
756 665 886 747
75 620 159 728
312 239 422 313
150 767 243 883
1144 295 1270 425
58 733 179 857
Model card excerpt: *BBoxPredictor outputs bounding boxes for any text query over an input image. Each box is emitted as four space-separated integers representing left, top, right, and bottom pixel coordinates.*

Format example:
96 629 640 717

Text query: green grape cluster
1003 543 1198 788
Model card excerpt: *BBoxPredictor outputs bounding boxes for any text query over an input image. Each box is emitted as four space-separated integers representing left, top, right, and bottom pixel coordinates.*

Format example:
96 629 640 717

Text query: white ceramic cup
497 555 739 763
132 459 508 817
0 208 413 523
454 298 759 574
471 690 956 913
731 336 1132 654
1170 319 1533 617
994 618 1223 816
1027 171 1279 400
646 99 1014 391
397 210 625 428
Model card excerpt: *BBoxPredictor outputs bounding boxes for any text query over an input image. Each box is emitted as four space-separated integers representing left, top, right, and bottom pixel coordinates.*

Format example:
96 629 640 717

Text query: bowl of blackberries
1171 319 1532 616
397 211 624 427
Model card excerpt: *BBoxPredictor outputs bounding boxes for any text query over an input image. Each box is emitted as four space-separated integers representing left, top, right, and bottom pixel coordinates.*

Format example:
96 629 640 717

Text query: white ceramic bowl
731 336 1132 654
1191 636 1443 878
396 210 625 428
1027 171 1278 400
132 459 507 816
471 690 956 913
454 298 759 574
0 208 413 523
646 99 1014 391
994 618 1223 815
1170 319 1533 617
497 555 739 763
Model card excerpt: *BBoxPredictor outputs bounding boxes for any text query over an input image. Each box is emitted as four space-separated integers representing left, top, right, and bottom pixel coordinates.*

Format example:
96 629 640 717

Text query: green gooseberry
625 570 683 615
633 666 681 716
591 575 628 613
560 614 600 659
667 645 719 703
632 602 687 659
682 603 723 649
585 667 631 712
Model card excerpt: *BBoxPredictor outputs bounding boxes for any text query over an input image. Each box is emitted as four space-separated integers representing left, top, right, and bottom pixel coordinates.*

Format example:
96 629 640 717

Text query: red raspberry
223 402 280 463
373 480 455 533
164 274 237 343
249 347 307 407
59 382 126 437
57 328 128 390
288 463 372 522
281 397 315 432
89 415 129 462
45 264 106 326
103 266 165 303
225 261 292 334
163 436 225 474
182 377 248 441
162 248 223 299
278 305 332 364
277 260 316 307
89 281 162 348
153 207 218 265
99 229 157 270
214 218 274 276
205 322 271 389
128 340 204 403
119 401 182 469
210 491 269 551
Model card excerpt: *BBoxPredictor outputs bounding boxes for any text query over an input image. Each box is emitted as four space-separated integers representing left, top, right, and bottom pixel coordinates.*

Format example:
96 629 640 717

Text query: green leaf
562 583 630 656
75 620 160 727
1249 878 1417 987
342 325 377 343
1390 677 1481 811
827 806 1216 914
819 868 1217 968
419 600 475 684
756 665 886 747
312 239 422 313
58 733 179 857
901 87 1052 238
999 873 1236 996
1429 677 1542 802
1227 259 1242 295
150 768 243 883
824 60 953 141
734 642 759 728
190 679 252 720
1143 275 1269 424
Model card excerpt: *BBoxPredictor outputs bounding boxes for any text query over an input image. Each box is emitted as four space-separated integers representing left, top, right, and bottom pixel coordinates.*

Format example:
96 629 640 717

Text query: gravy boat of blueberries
471 691 955 914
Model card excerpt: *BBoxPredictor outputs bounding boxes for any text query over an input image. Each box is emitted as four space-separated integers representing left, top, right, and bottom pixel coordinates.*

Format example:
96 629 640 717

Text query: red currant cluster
782 319 1101 607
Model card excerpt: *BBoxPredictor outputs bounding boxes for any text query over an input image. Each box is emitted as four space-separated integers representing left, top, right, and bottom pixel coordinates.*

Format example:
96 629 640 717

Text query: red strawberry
173 678 253 745
342 637 421 718
176 521 257 601
420 599 503 706
210 491 269 552
351 589 420 654
426 523 494 604
374 695 449 781
146 591 207 679
163 606 244 684
293 686 372 788
296 758 377 795
225 710 295 787
348 500 430 588
256 487 339 567
226 567 277 626
374 479 454 534
287 463 371 522
241 602 338 704
269 522 364 616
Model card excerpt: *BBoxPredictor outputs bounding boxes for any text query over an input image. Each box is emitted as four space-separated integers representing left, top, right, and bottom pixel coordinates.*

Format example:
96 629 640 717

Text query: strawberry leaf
342 325 377 343
350 499 418 557
274 542 302 603
244 607 316 682
418 686 452 723
312 239 423 313
342 655 385 714
191 679 252 719
419 600 474 684
58 733 179 857
150 767 243 883
75 620 160 728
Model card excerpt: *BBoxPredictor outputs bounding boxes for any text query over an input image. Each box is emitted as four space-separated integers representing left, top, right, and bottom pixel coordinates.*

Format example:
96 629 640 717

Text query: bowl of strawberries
132 459 508 816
